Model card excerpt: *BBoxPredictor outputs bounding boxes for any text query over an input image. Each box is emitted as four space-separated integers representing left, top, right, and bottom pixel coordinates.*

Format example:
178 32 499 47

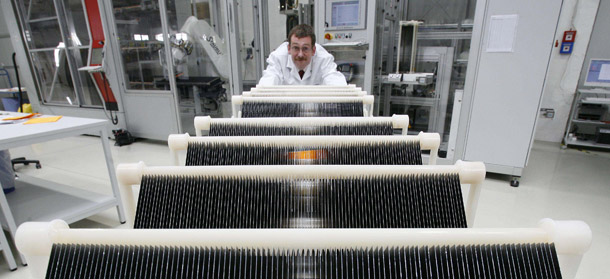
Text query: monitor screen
331 1 360 27
585 59 610 88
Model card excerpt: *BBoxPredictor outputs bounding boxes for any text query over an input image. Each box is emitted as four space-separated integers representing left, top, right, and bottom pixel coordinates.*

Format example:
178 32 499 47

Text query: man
258 24 347 86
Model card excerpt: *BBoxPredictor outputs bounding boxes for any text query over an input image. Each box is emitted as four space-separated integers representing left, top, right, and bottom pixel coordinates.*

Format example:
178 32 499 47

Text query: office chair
9 53 41 172
11 157 41 171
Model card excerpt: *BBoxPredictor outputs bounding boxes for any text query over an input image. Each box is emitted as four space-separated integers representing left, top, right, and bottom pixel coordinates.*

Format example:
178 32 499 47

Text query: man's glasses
290 45 312 53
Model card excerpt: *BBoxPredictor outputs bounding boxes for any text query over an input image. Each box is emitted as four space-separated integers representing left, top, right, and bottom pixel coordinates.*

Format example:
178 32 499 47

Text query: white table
0 112 126 265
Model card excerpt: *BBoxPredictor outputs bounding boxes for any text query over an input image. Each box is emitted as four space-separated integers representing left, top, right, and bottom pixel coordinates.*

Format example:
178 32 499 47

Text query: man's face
288 35 316 71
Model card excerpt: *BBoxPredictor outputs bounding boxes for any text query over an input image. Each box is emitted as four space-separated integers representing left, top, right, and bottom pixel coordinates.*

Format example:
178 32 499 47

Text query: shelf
578 88 610 95
389 96 438 106
565 138 610 149
581 97 610 105
572 119 610 125
2 175 118 227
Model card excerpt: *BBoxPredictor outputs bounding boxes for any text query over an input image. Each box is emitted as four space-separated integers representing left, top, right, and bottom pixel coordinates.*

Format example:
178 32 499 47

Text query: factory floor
0 137 608 278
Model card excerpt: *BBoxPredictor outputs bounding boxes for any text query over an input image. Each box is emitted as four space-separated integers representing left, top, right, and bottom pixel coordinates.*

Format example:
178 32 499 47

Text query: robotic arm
180 16 230 80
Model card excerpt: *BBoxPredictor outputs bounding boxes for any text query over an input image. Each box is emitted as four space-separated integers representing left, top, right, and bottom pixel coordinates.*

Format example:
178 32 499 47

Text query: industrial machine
315 0 378 96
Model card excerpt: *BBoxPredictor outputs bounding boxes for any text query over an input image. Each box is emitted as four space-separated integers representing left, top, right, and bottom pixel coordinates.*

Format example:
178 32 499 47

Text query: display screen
586 59 610 87
331 1 360 27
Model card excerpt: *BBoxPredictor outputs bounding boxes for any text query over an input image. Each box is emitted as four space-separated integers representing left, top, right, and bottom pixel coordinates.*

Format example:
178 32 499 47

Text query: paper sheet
486 15 519 53
2 113 38 121
23 116 62 124
599 64 610 81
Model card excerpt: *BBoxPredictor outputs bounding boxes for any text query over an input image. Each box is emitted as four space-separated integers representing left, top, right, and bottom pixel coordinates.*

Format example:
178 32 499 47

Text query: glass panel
26 20 63 49
63 0 91 46
164 0 229 134
407 0 476 26
236 0 258 91
22 0 57 19
382 0 477 159
73 48 103 106
30 50 79 105
112 0 167 90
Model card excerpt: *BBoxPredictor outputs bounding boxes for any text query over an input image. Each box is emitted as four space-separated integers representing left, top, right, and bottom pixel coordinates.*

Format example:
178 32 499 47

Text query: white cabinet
457 0 564 186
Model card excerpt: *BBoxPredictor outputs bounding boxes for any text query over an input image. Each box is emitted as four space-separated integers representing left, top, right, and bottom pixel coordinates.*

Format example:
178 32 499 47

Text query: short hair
287 24 316 46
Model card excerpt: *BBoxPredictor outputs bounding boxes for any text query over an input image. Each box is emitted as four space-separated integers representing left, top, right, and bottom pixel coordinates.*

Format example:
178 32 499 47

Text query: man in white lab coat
258 24 347 86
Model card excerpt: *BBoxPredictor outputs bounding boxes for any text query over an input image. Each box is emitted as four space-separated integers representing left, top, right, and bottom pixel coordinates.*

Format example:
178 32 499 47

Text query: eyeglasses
290 45 312 53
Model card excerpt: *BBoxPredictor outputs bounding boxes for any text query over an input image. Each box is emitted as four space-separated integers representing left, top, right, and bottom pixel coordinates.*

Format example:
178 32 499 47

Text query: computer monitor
325 0 366 30
584 59 610 88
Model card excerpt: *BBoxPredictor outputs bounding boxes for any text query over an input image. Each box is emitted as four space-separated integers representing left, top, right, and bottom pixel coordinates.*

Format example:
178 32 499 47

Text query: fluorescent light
54 42 65 67
142 34 149 41
134 34 142 41
176 33 187 40
71 32 82 46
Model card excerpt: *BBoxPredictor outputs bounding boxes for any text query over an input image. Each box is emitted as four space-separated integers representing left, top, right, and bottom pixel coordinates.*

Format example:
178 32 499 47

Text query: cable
12 53 23 112
101 72 118 125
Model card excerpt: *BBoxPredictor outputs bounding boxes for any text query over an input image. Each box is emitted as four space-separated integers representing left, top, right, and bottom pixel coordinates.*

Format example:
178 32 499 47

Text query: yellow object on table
18 103 32 113
23 116 62 124
2 113 38 120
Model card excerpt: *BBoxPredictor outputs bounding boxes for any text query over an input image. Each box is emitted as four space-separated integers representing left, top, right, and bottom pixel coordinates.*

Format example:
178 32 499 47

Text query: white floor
0 137 608 278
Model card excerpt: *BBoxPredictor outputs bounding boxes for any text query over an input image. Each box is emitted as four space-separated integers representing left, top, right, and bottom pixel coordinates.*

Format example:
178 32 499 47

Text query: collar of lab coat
286 54 313 81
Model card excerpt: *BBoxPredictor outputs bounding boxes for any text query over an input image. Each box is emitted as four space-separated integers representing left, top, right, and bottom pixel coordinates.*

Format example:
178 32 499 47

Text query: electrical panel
322 0 368 44
560 30 576 54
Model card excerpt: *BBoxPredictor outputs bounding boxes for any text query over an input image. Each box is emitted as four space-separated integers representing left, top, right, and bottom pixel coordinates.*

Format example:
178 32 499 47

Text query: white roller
255 84 357 90
250 87 362 92
115 161 484 228
243 90 367 97
16 218 592 278
194 115 409 136
234 95 374 104
231 96 375 117
168 132 440 166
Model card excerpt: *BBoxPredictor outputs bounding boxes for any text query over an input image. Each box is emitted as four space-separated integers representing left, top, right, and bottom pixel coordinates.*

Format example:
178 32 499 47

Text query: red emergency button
324 33 333 40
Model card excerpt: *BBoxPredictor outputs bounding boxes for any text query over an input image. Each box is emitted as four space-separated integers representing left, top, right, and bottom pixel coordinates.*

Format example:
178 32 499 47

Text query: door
463 0 562 170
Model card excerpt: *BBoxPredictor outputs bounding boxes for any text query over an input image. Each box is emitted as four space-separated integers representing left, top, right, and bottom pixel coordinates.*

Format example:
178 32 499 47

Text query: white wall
534 0 600 142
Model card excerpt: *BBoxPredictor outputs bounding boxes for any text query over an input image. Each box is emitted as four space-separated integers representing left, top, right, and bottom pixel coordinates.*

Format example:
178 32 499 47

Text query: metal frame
563 88 610 150
99 1 169 94
384 47 454 146
378 0 403 116
159 0 183 133
376 0 482 165
52 0 86 105
363 0 379 96
223 0 243 95
94 0 184 137
11 0 100 107
12 0 65 105
252 0 269 79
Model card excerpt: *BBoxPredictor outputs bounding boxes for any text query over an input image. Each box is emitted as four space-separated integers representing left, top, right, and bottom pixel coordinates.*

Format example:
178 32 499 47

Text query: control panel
315 0 375 94
320 0 368 44
324 32 354 40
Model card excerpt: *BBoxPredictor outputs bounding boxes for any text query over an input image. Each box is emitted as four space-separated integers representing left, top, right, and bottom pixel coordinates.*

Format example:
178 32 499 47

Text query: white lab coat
258 42 347 86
